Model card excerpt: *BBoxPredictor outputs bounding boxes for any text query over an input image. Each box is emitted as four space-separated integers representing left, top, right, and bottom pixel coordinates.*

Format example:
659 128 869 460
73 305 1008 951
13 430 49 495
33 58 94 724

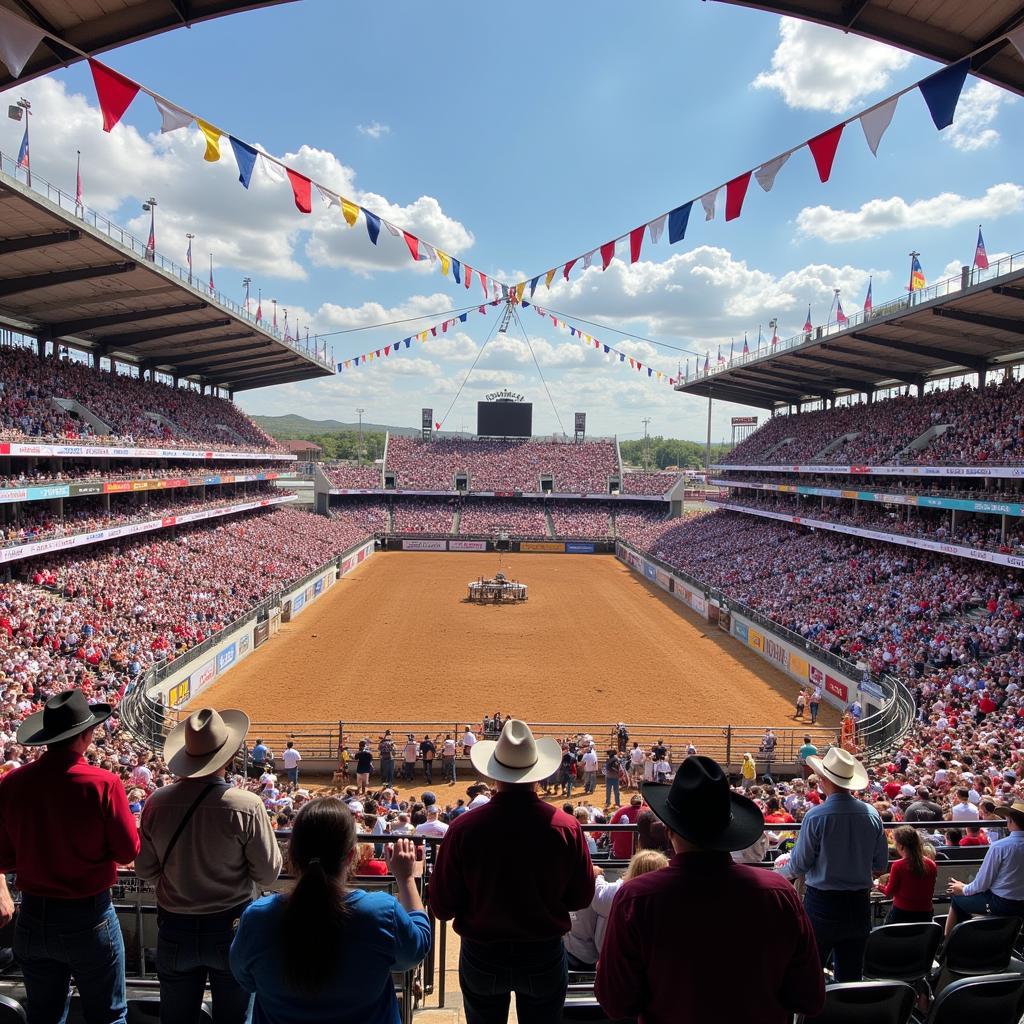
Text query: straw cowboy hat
994 799 1024 819
470 719 562 785
164 708 250 779
17 688 112 746
805 747 869 791
642 755 763 853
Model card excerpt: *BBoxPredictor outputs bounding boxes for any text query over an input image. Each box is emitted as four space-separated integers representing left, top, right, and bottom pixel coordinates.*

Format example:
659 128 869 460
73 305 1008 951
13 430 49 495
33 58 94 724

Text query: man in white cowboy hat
135 707 282 1024
596 756 824 1024
780 746 888 982
0 688 140 1024
430 719 594 1024
945 797 1024 937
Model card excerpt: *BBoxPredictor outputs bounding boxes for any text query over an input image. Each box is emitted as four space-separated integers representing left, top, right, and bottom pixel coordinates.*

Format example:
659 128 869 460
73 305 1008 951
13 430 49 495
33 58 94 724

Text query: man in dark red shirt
596 756 824 1024
609 793 644 859
0 689 140 1024
430 719 594 1024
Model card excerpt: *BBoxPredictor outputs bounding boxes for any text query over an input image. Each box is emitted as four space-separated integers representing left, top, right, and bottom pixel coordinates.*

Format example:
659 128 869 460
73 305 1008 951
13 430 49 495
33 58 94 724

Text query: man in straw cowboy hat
780 746 888 982
430 719 594 1024
945 796 1024 937
596 755 824 1024
136 708 282 1024
0 687 140 1024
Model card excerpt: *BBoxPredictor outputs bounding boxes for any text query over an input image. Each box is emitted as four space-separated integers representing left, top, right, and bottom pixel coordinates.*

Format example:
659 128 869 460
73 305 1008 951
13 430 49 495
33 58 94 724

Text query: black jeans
459 937 568 1024
804 887 871 982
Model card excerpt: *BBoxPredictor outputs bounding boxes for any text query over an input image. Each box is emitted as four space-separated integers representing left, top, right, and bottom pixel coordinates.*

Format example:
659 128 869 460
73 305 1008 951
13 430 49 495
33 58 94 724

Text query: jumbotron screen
477 401 533 437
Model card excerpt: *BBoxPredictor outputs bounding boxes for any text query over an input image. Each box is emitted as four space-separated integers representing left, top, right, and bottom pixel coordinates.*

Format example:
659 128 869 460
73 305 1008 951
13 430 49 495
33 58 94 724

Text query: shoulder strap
158 783 217 873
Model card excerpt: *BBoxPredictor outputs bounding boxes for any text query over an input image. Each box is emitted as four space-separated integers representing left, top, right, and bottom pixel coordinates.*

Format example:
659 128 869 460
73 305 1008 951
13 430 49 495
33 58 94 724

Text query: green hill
253 414 421 438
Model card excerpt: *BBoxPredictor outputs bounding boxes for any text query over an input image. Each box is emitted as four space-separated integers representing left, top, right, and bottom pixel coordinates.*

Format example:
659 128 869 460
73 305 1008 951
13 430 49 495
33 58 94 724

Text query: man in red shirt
430 719 594 1024
609 793 644 859
0 689 140 1023
596 756 824 1024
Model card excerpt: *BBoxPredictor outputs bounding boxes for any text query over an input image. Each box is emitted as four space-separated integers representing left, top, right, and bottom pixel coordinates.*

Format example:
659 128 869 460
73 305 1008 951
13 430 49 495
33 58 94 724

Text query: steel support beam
0 262 136 298
0 230 81 256
102 319 234 347
47 303 209 336
848 332 988 370
993 286 1024 303
933 307 1024 334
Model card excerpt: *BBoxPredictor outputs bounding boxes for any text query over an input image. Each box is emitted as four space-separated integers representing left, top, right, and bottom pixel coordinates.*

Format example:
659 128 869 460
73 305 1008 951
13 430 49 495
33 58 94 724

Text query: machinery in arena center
467 570 528 604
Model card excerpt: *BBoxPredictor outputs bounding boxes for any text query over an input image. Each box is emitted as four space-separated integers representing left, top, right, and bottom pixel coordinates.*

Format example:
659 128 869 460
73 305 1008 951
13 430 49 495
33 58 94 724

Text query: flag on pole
803 306 812 333
836 298 848 325
770 322 779 347
255 291 262 323
717 345 725 364
909 255 926 291
703 351 709 373
974 227 990 271
208 256 215 293
146 211 155 261
743 333 750 356
729 339 735 361
863 278 873 314
75 150 83 213
16 122 29 173
186 237 192 279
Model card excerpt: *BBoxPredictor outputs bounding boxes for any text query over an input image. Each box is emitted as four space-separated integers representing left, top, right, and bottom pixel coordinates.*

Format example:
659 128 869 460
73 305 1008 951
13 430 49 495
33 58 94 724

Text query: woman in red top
878 826 937 924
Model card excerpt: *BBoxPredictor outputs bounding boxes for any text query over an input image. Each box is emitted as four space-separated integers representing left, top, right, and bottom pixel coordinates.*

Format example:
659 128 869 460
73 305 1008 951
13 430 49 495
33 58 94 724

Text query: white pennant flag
421 243 436 263
859 96 899 156
1009 24 1024 59
153 96 193 134
583 249 597 269
754 153 790 192
383 220 402 237
0 8 46 79
700 188 720 221
315 184 339 207
647 213 667 245
259 153 286 183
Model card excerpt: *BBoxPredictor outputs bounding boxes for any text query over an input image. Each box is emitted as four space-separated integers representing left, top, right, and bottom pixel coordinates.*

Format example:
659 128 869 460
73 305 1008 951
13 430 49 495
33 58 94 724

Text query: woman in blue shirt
230 797 431 1024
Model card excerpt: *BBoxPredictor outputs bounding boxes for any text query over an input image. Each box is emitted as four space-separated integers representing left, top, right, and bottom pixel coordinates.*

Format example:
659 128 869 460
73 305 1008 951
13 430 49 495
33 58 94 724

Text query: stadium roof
0 156 334 392
709 1 1024 96
0 0 294 91
675 253 1024 409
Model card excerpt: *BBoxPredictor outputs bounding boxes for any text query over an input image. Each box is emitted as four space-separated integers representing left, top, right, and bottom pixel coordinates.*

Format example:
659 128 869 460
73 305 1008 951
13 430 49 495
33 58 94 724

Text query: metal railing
680 250 1023 386
0 150 333 372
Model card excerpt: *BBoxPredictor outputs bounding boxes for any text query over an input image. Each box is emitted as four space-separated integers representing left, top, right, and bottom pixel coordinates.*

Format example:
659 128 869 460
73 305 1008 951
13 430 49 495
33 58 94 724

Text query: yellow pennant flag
438 251 451 276
341 198 359 227
420 331 427 342
515 282 525 302
656 371 663 380
196 120 222 162
545 268 556 289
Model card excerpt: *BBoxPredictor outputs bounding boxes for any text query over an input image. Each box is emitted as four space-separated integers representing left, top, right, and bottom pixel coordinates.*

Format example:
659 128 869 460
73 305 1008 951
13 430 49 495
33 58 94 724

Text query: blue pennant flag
459 312 468 322
404 338 411 348
452 258 461 284
522 300 530 309
364 210 381 245
228 137 258 189
668 201 693 245
918 58 971 130
529 276 539 296
603 345 610 353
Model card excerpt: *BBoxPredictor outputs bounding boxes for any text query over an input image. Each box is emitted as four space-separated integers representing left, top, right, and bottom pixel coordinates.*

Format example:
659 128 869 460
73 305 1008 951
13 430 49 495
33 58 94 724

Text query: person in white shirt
628 744 645 787
950 788 980 822
467 783 490 809
414 806 449 839
582 748 599 795
130 757 153 789
441 735 457 785
282 741 301 785
462 727 477 757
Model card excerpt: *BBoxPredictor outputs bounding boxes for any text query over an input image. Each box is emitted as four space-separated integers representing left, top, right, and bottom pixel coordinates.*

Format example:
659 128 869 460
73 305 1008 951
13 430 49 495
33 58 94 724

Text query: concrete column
980 366 987 388
36 337 44 359
1002 514 1008 545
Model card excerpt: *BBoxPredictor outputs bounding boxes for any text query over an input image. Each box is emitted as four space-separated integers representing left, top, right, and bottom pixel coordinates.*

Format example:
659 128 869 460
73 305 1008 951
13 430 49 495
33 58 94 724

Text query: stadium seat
863 922 942 991
0 995 25 1024
931 916 1024 994
922 973 1024 1024
798 981 915 1024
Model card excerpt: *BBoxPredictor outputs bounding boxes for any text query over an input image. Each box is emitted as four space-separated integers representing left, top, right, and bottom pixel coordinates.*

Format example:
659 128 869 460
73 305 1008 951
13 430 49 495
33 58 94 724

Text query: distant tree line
619 437 732 470
289 431 387 462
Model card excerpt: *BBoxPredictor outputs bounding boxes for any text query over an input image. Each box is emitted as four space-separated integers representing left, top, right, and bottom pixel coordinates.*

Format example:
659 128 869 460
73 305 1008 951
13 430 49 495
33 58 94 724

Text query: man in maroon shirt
0 689 140 1024
609 794 644 859
430 719 594 1024
596 756 824 1024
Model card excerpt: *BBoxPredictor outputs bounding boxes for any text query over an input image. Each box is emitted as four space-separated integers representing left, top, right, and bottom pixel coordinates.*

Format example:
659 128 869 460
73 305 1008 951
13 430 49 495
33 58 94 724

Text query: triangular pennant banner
629 226 645 263
700 188 720 221
859 96 898 156
259 153 286 183
583 250 596 270
316 185 339 207
0 8 45 79
648 214 667 245
918 58 971 130
725 171 752 221
754 153 789 192
668 202 692 244
197 120 222 162
464 266 472 289
545 269 556 289
600 241 616 269
154 96 193 134
452 259 462 284
341 198 359 226
403 232 420 261
806 123 844 183
89 60 140 133
229 137 258 188
563 258 578 280
364 210 381 245
437 250 450 275
286 168 312 213
515 282 525 302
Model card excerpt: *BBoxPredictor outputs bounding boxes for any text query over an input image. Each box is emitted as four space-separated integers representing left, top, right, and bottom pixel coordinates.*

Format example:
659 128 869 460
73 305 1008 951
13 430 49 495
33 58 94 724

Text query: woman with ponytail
230 797 430 1023
877 825 937 924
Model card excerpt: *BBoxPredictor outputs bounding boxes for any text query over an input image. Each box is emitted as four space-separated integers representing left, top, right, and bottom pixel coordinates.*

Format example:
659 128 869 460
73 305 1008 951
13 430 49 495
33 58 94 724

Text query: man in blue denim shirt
781 747 888 981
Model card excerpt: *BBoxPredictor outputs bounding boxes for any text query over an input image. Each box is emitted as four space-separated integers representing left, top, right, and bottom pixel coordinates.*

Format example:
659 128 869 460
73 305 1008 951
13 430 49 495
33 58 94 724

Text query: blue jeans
285 767 298 785
951 890 1024 921
443 757 456 783
459 937 568 1024
804 887 871 982
605 775 620 806
381 758 395 786
15 891 126 1024
156 904 251 1024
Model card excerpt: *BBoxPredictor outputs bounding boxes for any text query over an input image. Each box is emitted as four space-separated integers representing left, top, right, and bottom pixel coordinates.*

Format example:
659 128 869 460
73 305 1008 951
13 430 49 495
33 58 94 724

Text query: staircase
606 510 614 537
544 508 556 538
51 398 111 436
452 507 461 535
812 432 859 461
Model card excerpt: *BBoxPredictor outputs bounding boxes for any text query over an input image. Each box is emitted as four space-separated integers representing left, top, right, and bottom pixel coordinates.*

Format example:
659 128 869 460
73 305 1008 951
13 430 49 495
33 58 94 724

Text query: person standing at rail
378 730 396 788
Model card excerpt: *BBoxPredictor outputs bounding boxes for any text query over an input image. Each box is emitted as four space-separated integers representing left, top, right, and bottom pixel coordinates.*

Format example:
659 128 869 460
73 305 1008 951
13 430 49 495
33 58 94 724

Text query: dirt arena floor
203 552 838 732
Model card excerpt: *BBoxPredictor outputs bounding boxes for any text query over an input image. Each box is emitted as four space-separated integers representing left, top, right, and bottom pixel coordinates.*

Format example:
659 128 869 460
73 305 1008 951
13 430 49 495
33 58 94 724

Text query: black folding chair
0 995 24 1024
932 916 1023 994
799 981 915 1024
864 922 943 993
923 972 1024 1024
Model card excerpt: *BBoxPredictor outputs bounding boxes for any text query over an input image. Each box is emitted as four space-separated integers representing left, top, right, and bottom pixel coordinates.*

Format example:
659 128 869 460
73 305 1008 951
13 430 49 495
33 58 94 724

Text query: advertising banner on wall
216 643 237 674
825 675 849 703
254 621 270 648
449 540 488 551
191 658 216 696
565 542 596 554
291 592 306 615
168 679 190 707
0 441 296 462
520 541 566 553
403 539 448 551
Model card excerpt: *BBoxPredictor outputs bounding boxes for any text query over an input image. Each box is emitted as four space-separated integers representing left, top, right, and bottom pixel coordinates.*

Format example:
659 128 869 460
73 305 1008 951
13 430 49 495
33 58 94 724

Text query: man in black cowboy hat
596 756 824 1024
0 688 141 1023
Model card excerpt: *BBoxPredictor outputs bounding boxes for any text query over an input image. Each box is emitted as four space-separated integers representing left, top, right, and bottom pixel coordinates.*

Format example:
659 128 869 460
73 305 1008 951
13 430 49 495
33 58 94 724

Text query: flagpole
908 251 920 302
185 233 194 285
75 149 82 215
827 288 839 326
705 391 713 476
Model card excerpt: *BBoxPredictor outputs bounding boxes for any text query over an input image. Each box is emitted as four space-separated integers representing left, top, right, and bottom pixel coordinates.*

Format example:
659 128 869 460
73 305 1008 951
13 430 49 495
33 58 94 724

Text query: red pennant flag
89 60 140 132
478 305 486 314
807 124 844 183
286 169 312 213
430 327 437 336
629 226 645 264
403 232 419 261
442 321 449 333
563 257 578 280
600 241 616 269
725 171 752 222
375 349 381 357
479 271 488 298
628 357 635 368
464 266 473 289
384 345 391 355
434 421 441 430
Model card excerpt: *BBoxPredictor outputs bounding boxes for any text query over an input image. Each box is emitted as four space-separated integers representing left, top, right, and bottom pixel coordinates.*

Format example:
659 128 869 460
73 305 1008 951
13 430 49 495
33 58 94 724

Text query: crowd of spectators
328 500 389 536
0 461 292 491
619 472 680 496
548 501 613 539
724 376 1024 466
458 499 550 537
0 346 280 452
389 498 456 534
385 436 619 492
322 464 383 489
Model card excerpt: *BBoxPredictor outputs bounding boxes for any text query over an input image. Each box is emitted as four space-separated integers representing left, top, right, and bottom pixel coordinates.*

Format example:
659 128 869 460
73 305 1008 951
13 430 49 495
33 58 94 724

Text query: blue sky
2 0 1021 442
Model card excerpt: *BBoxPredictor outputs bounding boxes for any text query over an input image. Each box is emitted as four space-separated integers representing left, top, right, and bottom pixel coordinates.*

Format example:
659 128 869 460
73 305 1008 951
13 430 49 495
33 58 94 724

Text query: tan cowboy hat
805 747 869 791
994 800 1024 818
165 708 250 779
470 719 562 785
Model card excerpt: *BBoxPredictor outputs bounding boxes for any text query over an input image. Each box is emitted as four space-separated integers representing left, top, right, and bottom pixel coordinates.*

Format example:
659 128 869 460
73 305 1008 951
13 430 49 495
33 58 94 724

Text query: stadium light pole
242 277 251 314
642 417 652 470
356 407 365 465
142 197 157 261
8 98 30 187
185 233 195 285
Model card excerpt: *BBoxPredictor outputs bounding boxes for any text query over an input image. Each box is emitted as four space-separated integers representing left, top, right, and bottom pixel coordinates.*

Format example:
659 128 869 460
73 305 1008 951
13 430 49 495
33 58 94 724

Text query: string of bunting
509 56 987 297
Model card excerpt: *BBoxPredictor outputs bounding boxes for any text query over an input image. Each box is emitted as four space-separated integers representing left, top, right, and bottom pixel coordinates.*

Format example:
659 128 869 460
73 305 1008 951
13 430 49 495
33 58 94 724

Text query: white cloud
356 121 390 139
316 293 457 330
752 17 912 113
796 183 1024 242
945 82 1015 152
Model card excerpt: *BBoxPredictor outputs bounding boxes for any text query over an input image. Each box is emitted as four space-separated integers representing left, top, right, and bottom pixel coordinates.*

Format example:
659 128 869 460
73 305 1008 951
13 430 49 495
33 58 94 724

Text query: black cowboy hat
17 689 112 747
642 755 764 853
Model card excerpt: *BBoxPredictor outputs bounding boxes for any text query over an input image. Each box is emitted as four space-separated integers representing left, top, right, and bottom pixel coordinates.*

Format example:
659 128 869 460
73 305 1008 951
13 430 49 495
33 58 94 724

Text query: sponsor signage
730 416 758 426
825 675 849 702
314 578 324 595
763 636 790 669
449 540 488 551
643 562 658 580
575 412 586 433
254 621 270 648
104 481 132 493
291 592 306 614
712 462 1024 480
734 620 749 644
238 633 251 657
748 628 764 652
192 658 216 692
520 541 566 553
168 679 190 707
566 542 596 554
216 643 237 673
402 539 447 551
0 441 297 462
789 653 810 681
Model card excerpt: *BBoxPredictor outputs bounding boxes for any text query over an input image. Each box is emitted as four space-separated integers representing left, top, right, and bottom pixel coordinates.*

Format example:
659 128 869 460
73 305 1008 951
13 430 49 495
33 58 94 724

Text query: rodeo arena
3 3 1024 1024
